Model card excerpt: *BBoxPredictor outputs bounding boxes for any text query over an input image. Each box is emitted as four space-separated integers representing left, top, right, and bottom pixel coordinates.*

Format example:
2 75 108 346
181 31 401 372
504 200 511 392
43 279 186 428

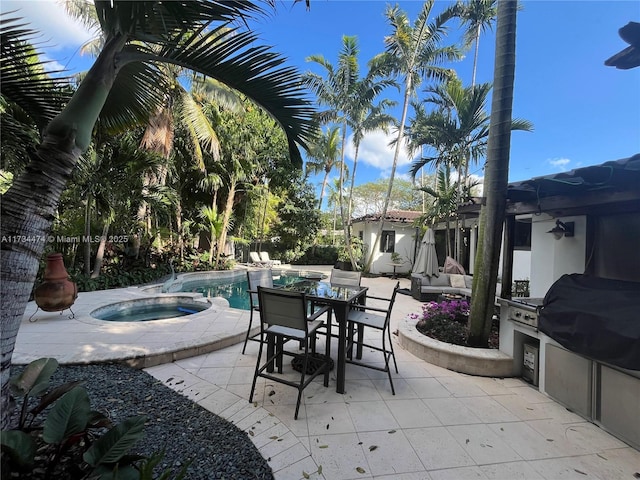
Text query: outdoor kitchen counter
498 298 640 451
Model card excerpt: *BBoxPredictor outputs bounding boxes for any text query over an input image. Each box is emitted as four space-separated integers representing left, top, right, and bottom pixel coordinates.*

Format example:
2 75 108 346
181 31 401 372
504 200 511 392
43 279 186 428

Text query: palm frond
0 15 72 131
121 25 316 166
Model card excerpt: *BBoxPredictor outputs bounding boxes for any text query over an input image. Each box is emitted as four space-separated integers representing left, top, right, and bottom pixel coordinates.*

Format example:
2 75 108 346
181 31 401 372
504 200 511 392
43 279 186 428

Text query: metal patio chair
249 286 331 419
346 281 400 395
242 269 273 354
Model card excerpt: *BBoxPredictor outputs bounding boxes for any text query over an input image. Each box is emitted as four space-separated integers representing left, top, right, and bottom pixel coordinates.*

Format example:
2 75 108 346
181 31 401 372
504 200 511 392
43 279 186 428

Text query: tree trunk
347 142 361 221
365 76 412 272
216 181 236 268
0 33 126 429
318 171 329 210
83 197 92 275
91 221 110 279
468 0 517 347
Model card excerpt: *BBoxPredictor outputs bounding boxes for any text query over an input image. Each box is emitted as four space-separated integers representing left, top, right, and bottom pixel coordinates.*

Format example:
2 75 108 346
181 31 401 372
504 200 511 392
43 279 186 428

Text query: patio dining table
280 279 368 394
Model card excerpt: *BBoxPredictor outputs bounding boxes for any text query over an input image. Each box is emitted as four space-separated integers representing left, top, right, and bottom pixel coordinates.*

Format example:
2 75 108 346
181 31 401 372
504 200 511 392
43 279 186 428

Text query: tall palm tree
455 0 498 86
305 126 342 210
364 1 461 272
418 164 459 258
468 0 519 347
304 35 395 269
345 91 396 222
0 1 316 428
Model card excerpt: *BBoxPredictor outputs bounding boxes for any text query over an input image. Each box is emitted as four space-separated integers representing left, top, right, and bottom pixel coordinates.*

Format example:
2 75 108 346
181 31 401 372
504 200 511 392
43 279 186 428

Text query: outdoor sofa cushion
449 274 466 289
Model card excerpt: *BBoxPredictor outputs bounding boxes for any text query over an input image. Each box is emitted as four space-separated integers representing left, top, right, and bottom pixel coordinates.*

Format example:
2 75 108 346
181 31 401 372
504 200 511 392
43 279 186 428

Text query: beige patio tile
423 397 483 426
306 402 356 436
357 429 425 477
428 466 489 480
346 400 399 432
458 396 520 423
308 432 372 480
404 377 452 398
447 424 523 464
404 426 475 470
386 398 442 428
479 461 544 479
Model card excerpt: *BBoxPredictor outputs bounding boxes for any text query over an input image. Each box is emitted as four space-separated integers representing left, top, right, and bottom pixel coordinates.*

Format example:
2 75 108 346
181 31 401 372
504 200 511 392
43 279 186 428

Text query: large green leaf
29 380 84 418
0 430 36 468
83 415 147 467
42 386 91 444
9 357 58 397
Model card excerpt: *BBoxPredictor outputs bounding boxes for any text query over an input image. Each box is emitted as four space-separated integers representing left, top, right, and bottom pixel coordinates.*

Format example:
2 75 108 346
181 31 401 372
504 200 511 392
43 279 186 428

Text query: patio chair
259 251 281 265
317 269 363 343
249 251 269 266
249 286 331 419
346 281 400 395
242 269 273 354
329 268 362 287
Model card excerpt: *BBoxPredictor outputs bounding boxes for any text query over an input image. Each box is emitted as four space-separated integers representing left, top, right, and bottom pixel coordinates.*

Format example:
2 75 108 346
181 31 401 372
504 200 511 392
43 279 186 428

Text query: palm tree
455 0 498 86
0 1 316 428
305 35 396 269
418 164 459 258
305 126 342 210
468 0 519 347
346 91 396 222
364 1 461 272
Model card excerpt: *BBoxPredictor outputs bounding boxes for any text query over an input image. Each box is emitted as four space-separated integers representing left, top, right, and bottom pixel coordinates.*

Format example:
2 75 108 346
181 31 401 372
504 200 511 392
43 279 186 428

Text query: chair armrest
351 305 389 314
365 295 392 303
308 305 331 322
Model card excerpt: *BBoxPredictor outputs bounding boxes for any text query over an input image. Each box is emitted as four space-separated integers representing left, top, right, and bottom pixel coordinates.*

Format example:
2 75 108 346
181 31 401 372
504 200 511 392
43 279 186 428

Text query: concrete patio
15 267 640 479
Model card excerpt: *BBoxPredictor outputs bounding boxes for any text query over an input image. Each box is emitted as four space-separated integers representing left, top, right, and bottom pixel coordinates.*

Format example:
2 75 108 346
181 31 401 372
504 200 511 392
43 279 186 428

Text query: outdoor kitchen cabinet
499 303 640 450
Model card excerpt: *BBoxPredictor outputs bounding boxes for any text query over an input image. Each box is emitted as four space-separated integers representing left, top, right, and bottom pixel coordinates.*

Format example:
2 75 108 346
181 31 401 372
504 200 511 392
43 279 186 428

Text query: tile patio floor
16 266 640 479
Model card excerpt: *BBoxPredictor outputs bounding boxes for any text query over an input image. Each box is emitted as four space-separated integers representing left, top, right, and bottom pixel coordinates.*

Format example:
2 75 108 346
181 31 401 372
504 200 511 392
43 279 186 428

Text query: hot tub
91 296 210 322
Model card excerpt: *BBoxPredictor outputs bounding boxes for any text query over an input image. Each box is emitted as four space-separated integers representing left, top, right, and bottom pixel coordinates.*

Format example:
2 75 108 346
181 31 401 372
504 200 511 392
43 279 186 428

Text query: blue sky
4 0 639 192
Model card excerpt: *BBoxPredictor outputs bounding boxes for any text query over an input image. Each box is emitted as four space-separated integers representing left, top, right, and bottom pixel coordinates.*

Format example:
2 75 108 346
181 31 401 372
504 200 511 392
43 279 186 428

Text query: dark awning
505 154 640 215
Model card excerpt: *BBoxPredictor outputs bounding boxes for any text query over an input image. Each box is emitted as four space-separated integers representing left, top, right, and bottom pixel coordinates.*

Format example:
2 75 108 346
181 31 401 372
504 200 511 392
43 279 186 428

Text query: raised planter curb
398 317 516 377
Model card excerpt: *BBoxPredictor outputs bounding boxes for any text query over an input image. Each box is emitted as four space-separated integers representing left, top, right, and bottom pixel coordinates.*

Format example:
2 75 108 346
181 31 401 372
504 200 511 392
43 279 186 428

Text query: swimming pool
177 270 319 310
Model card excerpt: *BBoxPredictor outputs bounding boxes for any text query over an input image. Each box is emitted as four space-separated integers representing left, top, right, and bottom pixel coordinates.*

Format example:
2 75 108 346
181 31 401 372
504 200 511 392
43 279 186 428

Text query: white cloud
1 0 95 51
547 157 571 170
344 129 417 172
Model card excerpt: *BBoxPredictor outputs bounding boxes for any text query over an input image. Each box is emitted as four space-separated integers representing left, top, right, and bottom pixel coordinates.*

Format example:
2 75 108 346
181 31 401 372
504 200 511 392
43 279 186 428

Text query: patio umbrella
412 228 439 277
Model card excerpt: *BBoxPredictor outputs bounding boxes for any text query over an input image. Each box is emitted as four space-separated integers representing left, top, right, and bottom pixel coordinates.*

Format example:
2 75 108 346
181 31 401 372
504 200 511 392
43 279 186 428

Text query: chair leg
249 333 265 403
387 327 398 373
242 309 255 354
381 331 395 395
295 343 309 420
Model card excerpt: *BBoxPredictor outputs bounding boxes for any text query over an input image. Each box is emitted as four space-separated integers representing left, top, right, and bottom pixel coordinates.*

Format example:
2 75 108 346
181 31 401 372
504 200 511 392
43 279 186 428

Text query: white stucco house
351 210 422 275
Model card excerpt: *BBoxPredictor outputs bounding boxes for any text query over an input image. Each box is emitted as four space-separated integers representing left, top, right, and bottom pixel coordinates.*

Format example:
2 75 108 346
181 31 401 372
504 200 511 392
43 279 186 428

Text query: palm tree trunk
468 0 517 347
365 77 412 272
471 23 482 87
318 171 329 210
91 221 110 279
84 197 92 275
216 181 236 267
347 142 361 221
0 33 126 428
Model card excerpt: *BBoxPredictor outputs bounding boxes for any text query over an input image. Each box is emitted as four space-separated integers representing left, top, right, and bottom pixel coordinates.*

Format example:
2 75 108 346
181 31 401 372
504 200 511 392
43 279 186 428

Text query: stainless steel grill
503 297 544 328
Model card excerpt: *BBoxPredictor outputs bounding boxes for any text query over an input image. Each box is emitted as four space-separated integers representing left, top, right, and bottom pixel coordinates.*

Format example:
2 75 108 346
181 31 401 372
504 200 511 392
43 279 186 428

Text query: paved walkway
16 267 640 479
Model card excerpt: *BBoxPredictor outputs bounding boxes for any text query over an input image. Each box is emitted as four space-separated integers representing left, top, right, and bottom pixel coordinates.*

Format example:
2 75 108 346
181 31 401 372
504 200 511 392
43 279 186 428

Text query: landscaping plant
0 358 188 479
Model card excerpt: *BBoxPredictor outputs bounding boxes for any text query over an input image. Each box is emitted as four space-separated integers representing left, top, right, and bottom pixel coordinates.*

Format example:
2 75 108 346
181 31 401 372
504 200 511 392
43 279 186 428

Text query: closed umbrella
412 228 439 277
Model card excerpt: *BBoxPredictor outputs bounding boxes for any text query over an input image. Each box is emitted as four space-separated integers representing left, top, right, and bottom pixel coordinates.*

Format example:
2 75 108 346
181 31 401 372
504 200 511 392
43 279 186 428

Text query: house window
514 220 532 250
358 231 363 241
380 230 395 253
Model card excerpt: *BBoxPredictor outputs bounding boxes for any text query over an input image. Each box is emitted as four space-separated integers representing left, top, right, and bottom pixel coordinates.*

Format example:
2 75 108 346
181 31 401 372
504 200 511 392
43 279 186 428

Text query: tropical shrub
0 358 188 479
413 300 470 346
412 299 499 348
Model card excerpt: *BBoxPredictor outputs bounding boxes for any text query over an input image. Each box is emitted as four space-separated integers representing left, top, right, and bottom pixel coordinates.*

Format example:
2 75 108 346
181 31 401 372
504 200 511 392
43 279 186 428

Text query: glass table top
279 280 365 302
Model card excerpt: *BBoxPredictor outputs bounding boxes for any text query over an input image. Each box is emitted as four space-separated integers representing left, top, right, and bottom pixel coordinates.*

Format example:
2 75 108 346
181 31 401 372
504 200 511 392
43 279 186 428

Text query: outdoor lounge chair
259 251 281 265
249 251 270 266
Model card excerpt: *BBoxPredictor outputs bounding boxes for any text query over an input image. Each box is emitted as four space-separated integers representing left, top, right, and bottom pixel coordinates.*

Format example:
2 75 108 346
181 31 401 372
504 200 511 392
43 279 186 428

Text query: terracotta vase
34 253 78 312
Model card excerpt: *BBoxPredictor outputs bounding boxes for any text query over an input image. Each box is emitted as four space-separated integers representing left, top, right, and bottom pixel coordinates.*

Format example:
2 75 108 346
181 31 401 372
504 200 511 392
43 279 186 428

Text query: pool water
179 273 307 310
92 298 209 322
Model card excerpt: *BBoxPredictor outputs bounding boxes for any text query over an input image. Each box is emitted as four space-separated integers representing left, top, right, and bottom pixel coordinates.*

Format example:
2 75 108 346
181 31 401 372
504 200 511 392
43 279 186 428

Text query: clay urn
34 253 78 312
